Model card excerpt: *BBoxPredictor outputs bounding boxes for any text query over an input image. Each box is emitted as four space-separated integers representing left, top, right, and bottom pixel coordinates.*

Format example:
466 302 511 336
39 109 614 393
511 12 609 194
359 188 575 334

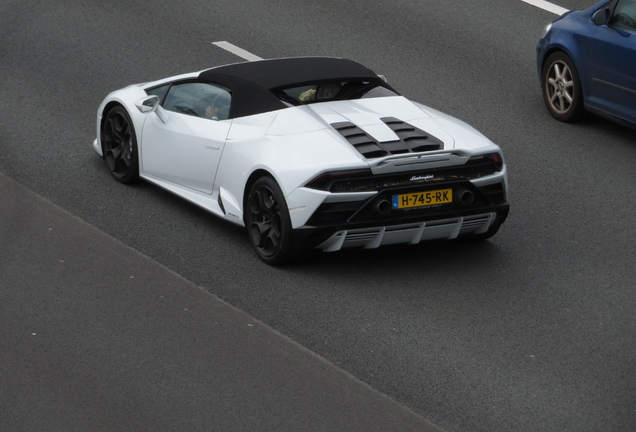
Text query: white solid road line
212 41 263 61
522 0 569 15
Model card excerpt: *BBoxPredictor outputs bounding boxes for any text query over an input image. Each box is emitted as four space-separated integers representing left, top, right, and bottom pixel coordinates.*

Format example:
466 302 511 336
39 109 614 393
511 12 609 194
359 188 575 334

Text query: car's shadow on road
574 112 636 143
288 235 510 279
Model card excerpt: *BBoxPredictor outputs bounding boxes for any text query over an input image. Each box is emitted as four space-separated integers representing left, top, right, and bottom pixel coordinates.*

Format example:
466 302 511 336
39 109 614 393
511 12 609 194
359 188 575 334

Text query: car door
140 82 232 194
587 0 636 122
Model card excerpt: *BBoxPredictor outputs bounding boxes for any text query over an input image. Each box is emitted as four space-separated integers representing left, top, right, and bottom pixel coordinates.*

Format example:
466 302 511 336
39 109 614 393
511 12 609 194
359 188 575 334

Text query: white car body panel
141 172 225 217
140 109 231 194
412 102 497 152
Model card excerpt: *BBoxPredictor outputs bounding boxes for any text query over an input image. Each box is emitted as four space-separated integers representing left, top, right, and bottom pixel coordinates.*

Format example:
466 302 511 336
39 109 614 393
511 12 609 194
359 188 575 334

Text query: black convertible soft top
197 57 393 118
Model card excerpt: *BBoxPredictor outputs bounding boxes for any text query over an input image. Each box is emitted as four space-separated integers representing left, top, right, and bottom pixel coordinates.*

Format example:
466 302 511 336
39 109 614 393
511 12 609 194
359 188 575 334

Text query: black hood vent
331 117 443 159
330 122 389 159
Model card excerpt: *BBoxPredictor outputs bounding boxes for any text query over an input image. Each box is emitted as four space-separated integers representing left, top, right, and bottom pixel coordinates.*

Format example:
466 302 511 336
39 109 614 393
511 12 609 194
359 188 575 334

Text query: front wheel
101 106 139 184
245 177 296 265
541 52 584 122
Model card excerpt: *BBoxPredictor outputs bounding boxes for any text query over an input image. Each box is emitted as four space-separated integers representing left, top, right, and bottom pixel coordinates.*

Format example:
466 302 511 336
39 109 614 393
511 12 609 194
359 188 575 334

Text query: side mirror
135 95 159 113
593 8 610 25
378 74 388 83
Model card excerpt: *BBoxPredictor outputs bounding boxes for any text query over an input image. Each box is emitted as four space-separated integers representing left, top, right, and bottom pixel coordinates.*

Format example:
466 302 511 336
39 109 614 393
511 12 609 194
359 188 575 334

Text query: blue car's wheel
246 176 296 265
542 52 584 122
102 106 139 184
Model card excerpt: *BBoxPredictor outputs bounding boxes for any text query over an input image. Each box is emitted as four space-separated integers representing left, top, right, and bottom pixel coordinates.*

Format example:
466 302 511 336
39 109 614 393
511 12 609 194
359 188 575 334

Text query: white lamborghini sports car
93 57 509 264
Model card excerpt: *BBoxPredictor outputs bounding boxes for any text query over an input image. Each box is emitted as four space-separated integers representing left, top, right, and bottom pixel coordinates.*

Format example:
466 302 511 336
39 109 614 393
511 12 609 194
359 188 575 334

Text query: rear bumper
289 160 510 251
292 202 509 251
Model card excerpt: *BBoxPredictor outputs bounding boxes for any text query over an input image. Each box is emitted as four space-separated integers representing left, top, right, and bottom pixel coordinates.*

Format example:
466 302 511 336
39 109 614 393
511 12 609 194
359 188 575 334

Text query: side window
162 82 232 120
611 0 636 31
146 84 170 103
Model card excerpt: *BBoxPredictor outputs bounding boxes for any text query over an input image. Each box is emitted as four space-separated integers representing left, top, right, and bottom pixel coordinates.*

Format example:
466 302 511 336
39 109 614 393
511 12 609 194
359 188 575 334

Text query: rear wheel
245 177 296 265
541 52 584 122
101 106 139 183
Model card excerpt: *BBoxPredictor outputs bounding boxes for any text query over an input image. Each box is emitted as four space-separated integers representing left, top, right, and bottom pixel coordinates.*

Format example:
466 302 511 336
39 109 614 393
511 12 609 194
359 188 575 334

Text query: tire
101 106 140 184
541 52 584 122
245 176 296 265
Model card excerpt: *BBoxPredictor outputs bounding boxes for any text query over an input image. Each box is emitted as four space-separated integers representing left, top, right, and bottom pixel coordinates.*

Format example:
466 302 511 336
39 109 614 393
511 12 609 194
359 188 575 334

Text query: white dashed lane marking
522 0 569 15
212 41 263 61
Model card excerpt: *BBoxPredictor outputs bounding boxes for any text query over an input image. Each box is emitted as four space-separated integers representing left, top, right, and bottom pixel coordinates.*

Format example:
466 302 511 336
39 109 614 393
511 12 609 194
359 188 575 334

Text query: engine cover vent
330 122 390 159
331 118 443 159
380 117 443 153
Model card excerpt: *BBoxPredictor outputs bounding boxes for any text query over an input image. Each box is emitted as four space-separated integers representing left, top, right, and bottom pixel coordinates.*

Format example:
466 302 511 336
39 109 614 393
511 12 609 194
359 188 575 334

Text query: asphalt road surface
1 0 635 431
0 172 441 432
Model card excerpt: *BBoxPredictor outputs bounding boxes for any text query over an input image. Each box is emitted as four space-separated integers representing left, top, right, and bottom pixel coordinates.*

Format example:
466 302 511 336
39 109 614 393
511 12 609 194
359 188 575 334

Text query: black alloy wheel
102 106 139 184
542 51 584 122
245 176 295 265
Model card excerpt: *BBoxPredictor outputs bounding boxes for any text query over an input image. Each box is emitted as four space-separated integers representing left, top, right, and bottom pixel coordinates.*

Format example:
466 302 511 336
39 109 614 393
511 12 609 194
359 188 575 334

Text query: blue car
536 0 636 130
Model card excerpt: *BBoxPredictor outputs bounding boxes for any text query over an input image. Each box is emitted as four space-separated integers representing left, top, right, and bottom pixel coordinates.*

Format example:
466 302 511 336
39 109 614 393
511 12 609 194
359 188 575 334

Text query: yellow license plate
392 189 453 209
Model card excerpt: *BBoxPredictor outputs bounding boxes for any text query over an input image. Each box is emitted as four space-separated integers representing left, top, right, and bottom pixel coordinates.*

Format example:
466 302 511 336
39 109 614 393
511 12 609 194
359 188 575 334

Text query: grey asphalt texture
2 0 636 431
0 172 443 432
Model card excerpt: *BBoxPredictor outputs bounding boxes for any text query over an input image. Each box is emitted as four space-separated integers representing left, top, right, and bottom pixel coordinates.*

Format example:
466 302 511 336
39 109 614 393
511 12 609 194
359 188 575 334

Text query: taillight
305 168 373 191
468 153 503 171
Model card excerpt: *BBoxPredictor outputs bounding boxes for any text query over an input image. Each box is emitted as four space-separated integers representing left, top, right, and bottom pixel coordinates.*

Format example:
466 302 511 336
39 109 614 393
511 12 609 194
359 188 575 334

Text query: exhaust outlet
374 199 392 215
458 189 474 206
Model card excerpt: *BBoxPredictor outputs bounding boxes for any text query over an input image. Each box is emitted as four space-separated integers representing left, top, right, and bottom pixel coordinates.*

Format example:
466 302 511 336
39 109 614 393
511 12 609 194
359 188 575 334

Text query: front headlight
540 23 552 39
